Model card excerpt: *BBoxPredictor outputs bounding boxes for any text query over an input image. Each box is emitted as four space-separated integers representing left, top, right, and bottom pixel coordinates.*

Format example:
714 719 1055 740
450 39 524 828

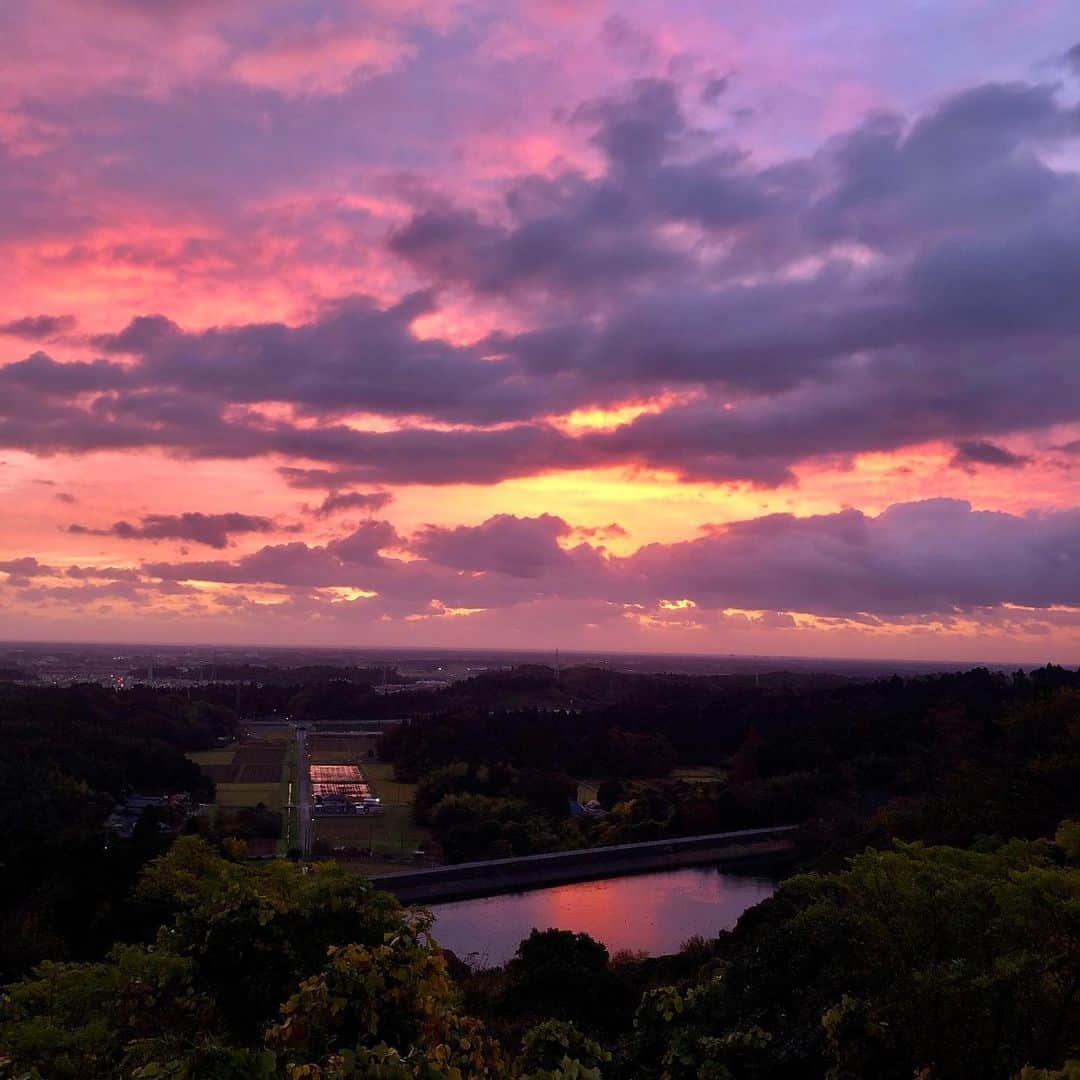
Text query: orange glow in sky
2 2 1078 660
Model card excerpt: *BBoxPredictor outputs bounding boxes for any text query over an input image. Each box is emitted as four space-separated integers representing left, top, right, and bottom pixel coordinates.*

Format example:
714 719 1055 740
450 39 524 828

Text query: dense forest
0 665 1077 1078
390 665 1080 863
0 683 233 978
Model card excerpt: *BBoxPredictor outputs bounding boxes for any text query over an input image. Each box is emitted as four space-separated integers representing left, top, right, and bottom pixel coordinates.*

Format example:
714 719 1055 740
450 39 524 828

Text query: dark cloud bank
2 71 1080 488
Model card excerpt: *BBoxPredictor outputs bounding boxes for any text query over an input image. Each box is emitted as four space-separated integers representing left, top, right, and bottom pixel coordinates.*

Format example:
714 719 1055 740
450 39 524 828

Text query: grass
215 783 284 810
242 723 293 738
306 749 364 764
363 763 417 806
377 805 428 854
362 762 395 781
187 749 235 766
187 740 294 852
313 806 430 857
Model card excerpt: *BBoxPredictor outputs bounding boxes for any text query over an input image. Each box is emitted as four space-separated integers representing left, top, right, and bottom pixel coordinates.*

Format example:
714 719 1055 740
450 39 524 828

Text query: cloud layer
5 501 1077 656
1 2 1078 656
3 74 1079 490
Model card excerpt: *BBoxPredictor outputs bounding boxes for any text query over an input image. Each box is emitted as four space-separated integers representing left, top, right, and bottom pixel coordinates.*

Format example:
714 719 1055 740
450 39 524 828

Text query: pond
428 865 776 967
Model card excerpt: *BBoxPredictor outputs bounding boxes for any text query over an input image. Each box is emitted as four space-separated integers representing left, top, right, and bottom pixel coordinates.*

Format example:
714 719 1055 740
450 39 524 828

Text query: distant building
567 798 607 819
104 793 189 838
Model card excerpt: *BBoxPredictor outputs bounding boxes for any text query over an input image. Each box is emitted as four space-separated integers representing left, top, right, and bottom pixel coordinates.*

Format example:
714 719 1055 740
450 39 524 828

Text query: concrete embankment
370 825 799 904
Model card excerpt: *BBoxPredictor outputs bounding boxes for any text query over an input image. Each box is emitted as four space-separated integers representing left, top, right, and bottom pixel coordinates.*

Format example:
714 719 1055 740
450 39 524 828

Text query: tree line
0 665 1077 1076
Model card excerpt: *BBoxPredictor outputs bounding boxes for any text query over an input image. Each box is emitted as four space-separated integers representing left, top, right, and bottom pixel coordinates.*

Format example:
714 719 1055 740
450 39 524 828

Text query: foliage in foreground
2 667 1079 1078
0 838 510 1079
4 829 1076 1079
627 830 1080 1080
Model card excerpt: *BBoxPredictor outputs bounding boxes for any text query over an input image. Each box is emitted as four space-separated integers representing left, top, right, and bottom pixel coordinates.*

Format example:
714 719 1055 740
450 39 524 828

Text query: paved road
295 724 312 858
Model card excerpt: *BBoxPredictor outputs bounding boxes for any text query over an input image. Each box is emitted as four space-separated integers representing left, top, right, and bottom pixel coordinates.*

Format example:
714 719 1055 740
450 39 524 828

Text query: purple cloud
950 440 1029 470
413 514 576 578
1 56 1079 531
0 557 55 578
0 315 76 340
67 512 277 549
310 490 393 517
134 501 1080 621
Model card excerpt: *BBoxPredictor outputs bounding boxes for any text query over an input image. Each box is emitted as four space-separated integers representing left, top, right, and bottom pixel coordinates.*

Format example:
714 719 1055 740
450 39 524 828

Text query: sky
1 0 1078 662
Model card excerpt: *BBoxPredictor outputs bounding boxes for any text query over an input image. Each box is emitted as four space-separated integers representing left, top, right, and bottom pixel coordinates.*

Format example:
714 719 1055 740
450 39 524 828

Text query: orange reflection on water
429 866 775 967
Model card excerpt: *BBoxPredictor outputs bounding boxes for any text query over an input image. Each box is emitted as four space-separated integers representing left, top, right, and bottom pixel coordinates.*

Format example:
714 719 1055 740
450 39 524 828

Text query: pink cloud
3 2 1080 654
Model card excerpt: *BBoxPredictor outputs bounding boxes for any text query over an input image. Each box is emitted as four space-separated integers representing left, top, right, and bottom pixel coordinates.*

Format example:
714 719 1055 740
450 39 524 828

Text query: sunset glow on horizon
2 1 1078 661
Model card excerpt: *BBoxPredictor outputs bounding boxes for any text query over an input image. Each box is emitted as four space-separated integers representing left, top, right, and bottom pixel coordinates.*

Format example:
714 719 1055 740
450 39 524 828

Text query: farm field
187 748 235 767
215 783 283 810
280 738 297 854
310 756 430 857
242 722 293 738
187 729 430 857
308 732 379 760
188 736 291 828
363 762 417 805
313 806 429 857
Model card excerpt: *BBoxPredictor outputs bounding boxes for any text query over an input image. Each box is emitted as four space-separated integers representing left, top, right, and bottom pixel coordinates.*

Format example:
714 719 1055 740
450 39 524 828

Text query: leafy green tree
505 929 632 1031
265 915 505 1078
134 837 408 1039
626 836 1080 1080
1015 1064 1080 1080
1056 821 1080 863
518 1019 610 1079
0 839 506 1079
0 946 267 1079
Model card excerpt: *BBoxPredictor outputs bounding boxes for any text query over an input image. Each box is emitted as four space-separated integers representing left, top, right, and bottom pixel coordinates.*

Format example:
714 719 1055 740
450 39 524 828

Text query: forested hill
0 667 1077 1078
384 665 1080 862
0 683 232 977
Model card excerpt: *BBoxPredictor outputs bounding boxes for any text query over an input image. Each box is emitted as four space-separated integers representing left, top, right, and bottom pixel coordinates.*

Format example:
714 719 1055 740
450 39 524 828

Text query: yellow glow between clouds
320 586 379 602
405 600 487 620
557 400 668 432
186 580 290 606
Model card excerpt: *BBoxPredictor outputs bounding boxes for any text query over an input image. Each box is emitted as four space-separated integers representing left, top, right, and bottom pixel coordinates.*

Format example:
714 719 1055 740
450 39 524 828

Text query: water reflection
428 866 775 967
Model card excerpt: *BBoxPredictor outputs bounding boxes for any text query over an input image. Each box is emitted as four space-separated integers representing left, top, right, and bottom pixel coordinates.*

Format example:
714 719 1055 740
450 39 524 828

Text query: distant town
0 639 1030 689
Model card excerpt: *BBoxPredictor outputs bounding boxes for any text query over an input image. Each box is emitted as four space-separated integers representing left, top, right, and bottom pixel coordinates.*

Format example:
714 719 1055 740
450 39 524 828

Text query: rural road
295 724 312 858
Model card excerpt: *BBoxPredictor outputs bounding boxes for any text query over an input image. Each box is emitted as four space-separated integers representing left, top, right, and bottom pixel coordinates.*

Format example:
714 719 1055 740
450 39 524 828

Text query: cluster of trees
443 827 1080 1079
0 838 611 1079
129 663 402 688
390 666 1080 863
411 765 789 863
621 827 1080 1079
2 665 1078 1077
161 665 405 726
0 683 234 978
412 764 579 862
5 830 1073 1078
385 709 677 785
